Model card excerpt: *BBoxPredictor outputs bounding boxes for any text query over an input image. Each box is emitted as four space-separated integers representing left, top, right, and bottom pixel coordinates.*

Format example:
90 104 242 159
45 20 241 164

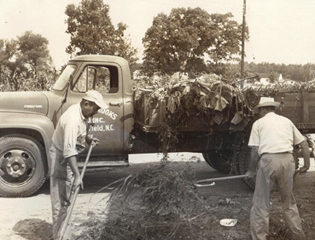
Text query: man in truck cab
49 90 107 239
246 97 310 240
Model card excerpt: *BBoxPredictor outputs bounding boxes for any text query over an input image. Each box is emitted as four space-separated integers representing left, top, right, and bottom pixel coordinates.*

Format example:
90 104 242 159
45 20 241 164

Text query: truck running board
78 160 129 168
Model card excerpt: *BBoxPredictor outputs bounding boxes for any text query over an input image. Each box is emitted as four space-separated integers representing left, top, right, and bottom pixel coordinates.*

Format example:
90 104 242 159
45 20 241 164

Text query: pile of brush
78 162 214 240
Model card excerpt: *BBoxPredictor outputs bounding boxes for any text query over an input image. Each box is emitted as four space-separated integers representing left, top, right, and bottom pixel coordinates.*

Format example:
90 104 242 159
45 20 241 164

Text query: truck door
63 63 124 155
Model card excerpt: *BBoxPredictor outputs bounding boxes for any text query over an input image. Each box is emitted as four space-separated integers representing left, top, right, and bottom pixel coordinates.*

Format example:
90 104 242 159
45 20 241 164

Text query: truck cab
0 55 134 197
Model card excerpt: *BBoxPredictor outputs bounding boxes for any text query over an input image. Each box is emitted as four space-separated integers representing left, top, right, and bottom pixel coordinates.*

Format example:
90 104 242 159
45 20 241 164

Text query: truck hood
0 91 49 115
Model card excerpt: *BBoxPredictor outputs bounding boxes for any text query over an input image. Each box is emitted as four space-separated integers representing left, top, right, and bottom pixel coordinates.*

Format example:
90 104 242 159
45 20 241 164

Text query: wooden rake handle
58 142 96 240
194 174 248 187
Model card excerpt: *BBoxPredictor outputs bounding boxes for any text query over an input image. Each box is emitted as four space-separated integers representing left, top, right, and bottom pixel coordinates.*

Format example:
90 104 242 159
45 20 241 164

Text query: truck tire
203 150 232 174
236 144 255 190
0 135 46 197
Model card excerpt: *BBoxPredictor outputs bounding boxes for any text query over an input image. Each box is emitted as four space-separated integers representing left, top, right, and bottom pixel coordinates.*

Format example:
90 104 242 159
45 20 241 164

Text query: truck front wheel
0 135 46 197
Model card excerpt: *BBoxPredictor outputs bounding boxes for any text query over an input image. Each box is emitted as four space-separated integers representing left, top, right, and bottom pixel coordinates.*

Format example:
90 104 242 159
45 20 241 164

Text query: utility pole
241 0 246 79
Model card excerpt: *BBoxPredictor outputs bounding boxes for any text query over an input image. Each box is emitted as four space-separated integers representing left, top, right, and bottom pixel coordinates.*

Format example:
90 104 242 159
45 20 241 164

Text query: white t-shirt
248 112 305 156
52 104 88 158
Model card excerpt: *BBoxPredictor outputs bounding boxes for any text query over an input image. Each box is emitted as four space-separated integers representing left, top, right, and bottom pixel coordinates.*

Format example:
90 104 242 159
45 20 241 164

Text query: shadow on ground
13 218 53 240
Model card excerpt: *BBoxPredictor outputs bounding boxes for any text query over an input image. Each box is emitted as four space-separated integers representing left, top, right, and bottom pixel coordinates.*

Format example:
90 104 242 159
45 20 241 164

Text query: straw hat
256 97 280 108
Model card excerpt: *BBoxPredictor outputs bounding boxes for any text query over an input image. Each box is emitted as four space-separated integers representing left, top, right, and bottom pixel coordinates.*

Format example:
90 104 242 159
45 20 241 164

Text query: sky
1 0 315 69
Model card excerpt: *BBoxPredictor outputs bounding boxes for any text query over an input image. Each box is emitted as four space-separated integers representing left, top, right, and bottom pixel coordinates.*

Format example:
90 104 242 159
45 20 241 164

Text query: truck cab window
94 66 110 93
74 65 118 94
93 65 119 94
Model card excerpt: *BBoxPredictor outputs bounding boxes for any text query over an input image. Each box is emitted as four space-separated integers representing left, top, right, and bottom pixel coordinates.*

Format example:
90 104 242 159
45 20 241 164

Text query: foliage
0 31 56 91
241 78 315 110
134 73 247 154
133 71 315 154
65 0 138 66
142 8 246 77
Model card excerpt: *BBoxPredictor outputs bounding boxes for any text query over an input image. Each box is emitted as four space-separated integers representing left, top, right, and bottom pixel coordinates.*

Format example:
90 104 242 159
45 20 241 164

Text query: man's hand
90 137 100 147
73 175 83 190
299 140 310 174
298 165 309 173
245 170 256 178
86 134 100 146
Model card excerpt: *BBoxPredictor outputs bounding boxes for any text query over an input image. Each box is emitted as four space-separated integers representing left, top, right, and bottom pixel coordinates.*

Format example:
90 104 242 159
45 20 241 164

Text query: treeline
244 62 315 82
1 0 247 91
1 0 314 92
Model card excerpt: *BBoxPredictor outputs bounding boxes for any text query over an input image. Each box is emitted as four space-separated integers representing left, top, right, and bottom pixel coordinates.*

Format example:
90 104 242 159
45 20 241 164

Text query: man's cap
82 90 108 109
256 97 280 109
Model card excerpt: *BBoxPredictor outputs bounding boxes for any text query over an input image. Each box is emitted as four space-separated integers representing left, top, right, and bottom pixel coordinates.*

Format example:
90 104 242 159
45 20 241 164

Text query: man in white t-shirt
50 90 107 239
246 97 310 240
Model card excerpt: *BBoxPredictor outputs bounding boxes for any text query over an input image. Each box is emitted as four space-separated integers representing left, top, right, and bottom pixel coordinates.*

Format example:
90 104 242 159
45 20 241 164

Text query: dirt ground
0 153 314 240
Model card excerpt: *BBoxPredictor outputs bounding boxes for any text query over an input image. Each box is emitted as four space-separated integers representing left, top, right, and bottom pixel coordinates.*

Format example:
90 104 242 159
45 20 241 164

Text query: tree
65 0 137 66
206 13 244 71
142 8 246 76
0 31 55 91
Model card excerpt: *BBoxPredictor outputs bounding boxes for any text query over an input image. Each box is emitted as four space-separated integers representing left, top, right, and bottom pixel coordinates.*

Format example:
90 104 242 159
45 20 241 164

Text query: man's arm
66 155 83 189
298 140 310 173
246 146 260 178
291 123 310 173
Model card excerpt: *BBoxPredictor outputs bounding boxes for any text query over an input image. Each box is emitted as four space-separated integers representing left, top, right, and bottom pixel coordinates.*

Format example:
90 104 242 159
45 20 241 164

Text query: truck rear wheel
203 150 232 174
0 135 46 197
236 144 255 190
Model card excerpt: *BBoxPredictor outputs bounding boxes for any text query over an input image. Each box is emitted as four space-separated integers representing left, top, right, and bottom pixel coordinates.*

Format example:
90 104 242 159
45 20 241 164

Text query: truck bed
275 90 315 132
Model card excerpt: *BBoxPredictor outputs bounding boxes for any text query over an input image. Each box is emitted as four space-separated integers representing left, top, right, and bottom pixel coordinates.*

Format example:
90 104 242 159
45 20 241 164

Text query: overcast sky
1 0 315 69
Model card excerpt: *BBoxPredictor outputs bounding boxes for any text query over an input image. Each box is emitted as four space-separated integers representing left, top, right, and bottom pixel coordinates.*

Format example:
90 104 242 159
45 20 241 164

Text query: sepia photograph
0 0 315 239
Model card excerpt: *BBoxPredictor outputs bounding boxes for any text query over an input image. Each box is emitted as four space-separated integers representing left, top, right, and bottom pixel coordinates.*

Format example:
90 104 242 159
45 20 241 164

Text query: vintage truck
0 55 314 197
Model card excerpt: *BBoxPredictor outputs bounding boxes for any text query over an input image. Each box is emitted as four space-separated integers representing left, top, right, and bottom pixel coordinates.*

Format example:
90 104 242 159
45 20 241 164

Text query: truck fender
0 112 55 170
